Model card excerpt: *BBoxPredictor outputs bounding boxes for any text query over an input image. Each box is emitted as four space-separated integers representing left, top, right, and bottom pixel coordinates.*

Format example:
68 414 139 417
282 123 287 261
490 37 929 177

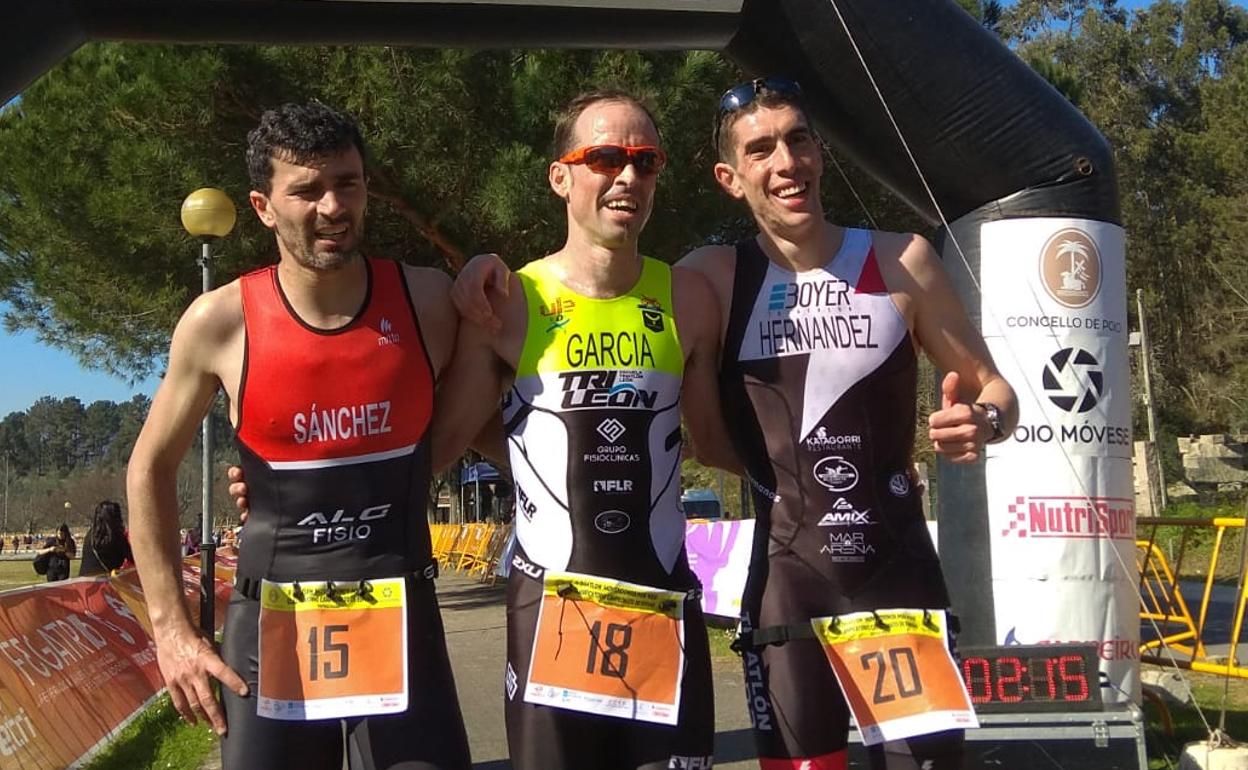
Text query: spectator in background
181 527 201 557
36 524 76 582
80 500 134 577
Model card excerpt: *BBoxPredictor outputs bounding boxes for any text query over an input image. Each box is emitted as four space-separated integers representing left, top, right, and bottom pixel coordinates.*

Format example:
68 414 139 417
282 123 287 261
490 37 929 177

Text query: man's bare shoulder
867 230 932 260
672 264 717 304
676 243 736 275
671 265 720 348
401 264 453 307
177 280 243 344
868 230 945 284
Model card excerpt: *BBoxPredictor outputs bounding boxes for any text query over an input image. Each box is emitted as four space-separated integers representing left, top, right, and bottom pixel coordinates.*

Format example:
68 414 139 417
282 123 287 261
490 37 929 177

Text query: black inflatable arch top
1 0 1119 645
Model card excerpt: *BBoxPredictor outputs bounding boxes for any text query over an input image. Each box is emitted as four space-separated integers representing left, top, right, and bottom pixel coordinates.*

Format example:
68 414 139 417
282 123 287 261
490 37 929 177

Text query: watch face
980 403 1002 439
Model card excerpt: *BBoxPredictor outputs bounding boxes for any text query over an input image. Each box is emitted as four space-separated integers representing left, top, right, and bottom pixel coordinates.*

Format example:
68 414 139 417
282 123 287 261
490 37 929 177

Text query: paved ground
201 573 759 769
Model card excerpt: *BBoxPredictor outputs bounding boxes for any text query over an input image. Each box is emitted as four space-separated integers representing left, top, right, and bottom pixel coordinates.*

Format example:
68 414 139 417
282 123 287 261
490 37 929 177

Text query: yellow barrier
1137 516 1247 679
429 522 511 583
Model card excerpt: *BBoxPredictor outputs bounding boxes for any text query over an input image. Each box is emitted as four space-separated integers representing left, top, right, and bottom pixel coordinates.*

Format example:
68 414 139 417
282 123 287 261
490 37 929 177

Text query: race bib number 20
812 608 978 745
525 572 686 725
257 577 407 721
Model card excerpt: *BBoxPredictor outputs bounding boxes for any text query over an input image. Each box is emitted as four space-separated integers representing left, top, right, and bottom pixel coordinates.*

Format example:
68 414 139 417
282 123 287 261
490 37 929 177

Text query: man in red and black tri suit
127 103 470 770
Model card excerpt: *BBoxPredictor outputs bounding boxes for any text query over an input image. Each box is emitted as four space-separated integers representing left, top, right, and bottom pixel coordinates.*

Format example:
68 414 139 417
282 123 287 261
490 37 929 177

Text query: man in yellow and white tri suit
434 89 731 770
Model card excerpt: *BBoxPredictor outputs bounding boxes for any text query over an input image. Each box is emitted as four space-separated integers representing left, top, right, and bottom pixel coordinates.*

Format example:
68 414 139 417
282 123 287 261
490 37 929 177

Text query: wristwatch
976 402 1004 442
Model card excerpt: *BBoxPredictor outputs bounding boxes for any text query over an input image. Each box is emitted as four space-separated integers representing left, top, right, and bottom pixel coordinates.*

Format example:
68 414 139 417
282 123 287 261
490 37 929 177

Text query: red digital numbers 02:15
957 645 1102 713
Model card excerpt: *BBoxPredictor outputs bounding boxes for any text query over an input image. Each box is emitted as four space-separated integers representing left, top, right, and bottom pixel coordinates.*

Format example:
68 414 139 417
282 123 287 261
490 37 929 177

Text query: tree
0 46 740 379
2 43 931 383
0 412 31 476
1001 0 1248 434
82 400 121 465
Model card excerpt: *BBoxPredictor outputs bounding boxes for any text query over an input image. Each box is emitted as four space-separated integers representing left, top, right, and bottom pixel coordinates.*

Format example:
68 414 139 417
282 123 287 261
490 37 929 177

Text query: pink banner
685 520 753 618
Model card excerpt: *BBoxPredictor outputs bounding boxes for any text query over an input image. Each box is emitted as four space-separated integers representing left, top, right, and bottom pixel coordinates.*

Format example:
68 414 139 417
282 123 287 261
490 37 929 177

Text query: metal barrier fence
1137 516 1247 679
431 522 513 584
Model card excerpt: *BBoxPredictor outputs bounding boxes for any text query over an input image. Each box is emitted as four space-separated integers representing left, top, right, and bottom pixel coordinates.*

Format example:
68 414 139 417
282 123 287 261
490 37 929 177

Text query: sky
0 314 161 416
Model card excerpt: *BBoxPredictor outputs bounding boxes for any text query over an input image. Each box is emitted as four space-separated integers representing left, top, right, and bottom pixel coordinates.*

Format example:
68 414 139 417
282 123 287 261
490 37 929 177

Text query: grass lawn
82 695 216 770
0 556 76 591
1142 664 1248 768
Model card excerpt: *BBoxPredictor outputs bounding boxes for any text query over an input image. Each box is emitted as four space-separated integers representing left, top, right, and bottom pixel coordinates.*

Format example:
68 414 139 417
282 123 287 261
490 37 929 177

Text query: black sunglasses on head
713 77 804 150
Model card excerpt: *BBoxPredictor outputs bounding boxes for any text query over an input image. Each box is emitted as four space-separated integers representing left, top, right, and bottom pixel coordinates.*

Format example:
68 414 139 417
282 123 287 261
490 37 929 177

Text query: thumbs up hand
928 371 991 464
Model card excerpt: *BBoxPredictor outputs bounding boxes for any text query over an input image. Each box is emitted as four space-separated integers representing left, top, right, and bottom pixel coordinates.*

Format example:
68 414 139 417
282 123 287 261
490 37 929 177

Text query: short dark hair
552 90 661 159
246 102 367 194
715 88 812 162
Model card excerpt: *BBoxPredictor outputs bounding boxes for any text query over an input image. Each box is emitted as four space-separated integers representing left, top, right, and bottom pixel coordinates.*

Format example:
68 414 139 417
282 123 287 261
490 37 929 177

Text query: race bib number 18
812 608 978 745
524 572 686 725
257 577 407 721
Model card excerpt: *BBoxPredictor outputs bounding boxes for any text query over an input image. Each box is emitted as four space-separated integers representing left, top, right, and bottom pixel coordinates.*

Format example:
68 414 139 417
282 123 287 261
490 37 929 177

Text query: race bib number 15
257 577 407 721
812 608 978 745
525 572 686 725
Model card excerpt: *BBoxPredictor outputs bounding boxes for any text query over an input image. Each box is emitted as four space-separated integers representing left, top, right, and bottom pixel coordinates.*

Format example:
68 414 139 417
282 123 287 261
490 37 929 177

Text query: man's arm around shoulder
430 273 524 471
402 265 458 377
673 267 743 475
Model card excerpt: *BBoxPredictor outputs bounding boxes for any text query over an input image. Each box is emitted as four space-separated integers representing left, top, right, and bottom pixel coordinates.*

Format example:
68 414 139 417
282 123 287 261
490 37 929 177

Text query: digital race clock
959 645 1103 713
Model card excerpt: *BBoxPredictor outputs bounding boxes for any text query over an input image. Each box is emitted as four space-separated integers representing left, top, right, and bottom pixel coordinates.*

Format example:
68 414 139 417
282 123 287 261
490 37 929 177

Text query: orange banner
0 554 234 769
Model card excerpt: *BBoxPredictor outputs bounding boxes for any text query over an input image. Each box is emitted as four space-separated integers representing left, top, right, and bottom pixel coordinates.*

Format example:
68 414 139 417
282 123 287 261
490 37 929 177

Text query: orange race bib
524 572 686 725
812 608 978 745
257 577 407 721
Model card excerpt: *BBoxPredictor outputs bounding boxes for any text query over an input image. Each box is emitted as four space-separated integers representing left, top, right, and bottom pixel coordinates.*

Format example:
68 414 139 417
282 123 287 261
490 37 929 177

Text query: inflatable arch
1 0 1135 698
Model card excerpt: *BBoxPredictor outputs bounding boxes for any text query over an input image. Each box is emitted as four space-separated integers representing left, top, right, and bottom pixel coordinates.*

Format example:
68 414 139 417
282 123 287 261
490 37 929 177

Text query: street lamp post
180 188 236 637
3 453 9 535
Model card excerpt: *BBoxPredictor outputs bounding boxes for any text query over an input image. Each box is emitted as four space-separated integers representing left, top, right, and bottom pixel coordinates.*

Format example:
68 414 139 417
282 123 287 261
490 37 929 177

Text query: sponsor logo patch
888 471 911 497
639 296 666 333
593 479 634 494
560 370 657 410
817 497 873 527
803 426 863 453
813 456 859 492
596 418 627 443
505 663 519 700
377 316 402 346
668 756 714 769
511 553 543 580
295 503 392 544
516 486 537 521
820 531 876 562
540 296 575 333
594 510 632 534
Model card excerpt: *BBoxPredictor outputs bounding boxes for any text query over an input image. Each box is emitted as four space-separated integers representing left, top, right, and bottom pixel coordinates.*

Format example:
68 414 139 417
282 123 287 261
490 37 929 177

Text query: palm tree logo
1055 240 1089 291
1040 228 1101 308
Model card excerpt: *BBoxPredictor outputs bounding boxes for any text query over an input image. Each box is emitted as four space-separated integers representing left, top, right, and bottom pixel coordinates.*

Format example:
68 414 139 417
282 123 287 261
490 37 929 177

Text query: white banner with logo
980 218 1139 702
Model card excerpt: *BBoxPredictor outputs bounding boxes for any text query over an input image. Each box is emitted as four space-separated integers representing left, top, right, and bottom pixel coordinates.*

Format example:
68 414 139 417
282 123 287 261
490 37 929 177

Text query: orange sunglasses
557 144 667 177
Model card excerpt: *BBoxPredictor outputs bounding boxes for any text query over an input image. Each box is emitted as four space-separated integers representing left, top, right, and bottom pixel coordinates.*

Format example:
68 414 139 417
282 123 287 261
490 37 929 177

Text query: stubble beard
277 218 362 271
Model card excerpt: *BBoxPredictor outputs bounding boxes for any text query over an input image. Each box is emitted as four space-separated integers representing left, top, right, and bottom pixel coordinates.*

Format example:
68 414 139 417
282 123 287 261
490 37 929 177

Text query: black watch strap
976 402 1004 441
